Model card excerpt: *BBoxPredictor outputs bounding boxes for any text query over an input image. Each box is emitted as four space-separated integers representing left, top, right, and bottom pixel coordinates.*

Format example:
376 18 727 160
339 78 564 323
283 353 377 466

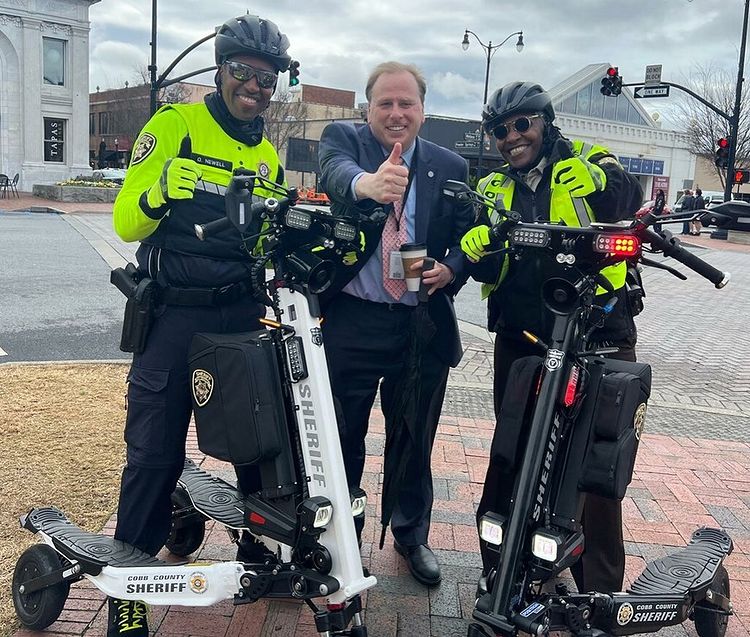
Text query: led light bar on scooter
593 234 640 257
510 227 551 247
479 512 506 546
349 487 367 517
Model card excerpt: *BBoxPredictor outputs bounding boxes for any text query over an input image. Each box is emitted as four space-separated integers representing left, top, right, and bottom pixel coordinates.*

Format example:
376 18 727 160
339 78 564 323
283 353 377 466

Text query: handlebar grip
194 216 232 241
645 229 730 289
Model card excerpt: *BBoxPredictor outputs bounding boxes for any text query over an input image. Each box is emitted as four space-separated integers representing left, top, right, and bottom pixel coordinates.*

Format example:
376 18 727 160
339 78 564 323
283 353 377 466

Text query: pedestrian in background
691 188 705 235
681 189 695 235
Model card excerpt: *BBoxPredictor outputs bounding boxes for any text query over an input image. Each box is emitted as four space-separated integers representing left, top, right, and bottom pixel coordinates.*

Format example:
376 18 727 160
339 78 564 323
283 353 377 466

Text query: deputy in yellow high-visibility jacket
461 82 643 597
107 14 294 637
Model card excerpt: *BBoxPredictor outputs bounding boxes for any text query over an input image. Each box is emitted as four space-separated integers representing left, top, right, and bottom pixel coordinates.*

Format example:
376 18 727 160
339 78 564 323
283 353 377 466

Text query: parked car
92 168 127 183
635 199 672 219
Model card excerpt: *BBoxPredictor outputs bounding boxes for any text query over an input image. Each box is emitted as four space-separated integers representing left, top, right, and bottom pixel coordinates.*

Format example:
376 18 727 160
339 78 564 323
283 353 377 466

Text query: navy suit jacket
318 121 474 367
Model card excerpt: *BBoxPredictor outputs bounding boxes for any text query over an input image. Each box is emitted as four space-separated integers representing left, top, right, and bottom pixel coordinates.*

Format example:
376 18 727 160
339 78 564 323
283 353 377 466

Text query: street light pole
149 0 158 116
462 29 524 180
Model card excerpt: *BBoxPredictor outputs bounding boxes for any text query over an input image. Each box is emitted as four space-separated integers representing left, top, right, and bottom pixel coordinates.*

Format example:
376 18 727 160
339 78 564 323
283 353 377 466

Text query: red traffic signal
715 138 730 168
734 169 750 184
601 67 622 97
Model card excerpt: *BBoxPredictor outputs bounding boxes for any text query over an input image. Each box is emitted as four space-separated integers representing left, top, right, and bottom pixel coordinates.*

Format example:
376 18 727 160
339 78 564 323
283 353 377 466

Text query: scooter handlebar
644 228 730 289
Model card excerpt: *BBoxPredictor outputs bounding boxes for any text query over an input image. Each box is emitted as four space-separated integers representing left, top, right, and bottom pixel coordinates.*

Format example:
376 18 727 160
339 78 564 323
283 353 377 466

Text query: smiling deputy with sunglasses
108 13 299 637
459 82 644 600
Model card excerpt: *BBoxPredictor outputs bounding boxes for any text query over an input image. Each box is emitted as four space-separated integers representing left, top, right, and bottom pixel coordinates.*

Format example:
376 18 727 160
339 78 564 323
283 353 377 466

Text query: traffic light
288 60 300 87
715 137 730 169
733 169 750 184
600 67 622 97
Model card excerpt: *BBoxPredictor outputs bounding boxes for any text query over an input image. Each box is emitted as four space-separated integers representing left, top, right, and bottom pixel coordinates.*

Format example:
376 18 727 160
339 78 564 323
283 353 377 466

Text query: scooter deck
178 458 245 529
22 507 166 569
630 527 732 596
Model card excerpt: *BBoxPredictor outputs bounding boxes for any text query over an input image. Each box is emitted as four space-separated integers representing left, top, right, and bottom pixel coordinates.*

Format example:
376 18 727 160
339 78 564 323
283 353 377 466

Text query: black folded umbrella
379 258 437 549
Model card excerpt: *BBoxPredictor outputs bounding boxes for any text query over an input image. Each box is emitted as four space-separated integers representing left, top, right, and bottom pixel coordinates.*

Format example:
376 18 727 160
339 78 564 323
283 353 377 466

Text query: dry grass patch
0 363 128 636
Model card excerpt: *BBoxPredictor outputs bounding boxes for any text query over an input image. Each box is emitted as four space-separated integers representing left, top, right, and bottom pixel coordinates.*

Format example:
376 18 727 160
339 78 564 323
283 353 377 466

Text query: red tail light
593 234 640 257
563 365 580 407
248 511 266 525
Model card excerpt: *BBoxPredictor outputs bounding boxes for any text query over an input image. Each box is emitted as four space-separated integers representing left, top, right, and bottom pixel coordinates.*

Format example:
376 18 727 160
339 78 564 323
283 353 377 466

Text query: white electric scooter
13 172 377 636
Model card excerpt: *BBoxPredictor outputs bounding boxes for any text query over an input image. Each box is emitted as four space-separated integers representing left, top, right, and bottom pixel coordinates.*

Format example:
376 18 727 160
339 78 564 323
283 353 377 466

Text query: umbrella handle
418 257 435 303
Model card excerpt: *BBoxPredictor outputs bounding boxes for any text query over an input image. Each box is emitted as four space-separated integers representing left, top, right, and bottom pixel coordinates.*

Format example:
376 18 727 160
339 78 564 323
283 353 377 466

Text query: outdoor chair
0 174 9 199
9 173 19 198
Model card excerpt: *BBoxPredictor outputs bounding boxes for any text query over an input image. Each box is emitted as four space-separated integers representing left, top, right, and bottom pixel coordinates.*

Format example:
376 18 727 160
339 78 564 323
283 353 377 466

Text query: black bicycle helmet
482 82 555 135
214 14 291 72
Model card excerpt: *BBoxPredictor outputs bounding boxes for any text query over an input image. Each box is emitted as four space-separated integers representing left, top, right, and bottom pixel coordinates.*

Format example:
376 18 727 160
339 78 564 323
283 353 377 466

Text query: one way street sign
634 85 670 99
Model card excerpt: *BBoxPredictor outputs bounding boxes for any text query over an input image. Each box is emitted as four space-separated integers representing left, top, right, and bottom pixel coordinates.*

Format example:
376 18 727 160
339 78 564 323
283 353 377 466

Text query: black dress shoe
394 541 441 586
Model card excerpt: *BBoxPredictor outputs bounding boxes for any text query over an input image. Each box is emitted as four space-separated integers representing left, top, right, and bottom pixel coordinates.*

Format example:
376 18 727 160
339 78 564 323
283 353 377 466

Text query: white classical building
0 0 99 191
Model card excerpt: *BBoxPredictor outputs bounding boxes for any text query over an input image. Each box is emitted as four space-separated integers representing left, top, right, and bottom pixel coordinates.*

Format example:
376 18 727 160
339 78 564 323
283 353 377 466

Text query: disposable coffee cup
400 242 428 292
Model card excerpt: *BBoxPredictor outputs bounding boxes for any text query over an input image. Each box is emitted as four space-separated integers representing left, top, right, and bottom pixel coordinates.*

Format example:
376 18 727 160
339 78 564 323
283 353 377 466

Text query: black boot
236 531 275 564
107 597 148 637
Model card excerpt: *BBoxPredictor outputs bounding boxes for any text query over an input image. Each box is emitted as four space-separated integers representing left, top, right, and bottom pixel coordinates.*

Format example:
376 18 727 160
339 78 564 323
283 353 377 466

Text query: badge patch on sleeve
257 161 270 178
131 133 157 165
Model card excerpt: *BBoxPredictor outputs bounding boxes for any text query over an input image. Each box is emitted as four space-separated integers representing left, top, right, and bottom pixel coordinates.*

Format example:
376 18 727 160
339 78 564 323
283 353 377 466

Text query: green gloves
146 157 203 210
312 231 365 266
552 157 607 198
342 231 366 266
461 225 492 262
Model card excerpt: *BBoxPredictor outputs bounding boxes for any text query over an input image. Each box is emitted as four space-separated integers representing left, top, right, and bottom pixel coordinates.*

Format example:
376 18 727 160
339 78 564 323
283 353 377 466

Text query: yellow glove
461 225 491 262
146 157 203 209
552 157 607 198
342 231 366 266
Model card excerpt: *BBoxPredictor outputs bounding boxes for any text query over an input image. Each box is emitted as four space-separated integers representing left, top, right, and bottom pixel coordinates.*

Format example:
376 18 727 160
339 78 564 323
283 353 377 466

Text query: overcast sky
89 0 747 129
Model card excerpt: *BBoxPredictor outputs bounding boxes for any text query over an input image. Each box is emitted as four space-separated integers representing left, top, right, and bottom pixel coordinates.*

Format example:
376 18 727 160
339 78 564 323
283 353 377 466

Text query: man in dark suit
318 61 474 586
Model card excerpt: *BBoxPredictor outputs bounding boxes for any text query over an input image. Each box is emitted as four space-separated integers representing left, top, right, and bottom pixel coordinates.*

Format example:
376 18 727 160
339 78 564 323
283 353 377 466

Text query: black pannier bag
490 355 544 469
578 358 651 500
189 331 285 466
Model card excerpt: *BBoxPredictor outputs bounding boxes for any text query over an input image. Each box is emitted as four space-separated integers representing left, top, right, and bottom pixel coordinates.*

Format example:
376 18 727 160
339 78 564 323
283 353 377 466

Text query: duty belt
159 280 252 306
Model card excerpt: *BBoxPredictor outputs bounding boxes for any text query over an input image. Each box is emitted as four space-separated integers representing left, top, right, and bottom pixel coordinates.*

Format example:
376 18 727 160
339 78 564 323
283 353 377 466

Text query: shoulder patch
131 133 157 165
257 161 271 179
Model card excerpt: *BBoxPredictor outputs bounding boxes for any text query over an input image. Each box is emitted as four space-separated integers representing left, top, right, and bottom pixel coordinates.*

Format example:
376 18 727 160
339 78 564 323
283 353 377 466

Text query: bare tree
264 88 308 154
669 63 750 187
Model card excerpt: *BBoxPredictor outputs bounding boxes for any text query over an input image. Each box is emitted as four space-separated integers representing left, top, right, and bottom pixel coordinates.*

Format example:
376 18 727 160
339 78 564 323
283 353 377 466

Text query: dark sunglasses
224 61 278 89
492 114 543 140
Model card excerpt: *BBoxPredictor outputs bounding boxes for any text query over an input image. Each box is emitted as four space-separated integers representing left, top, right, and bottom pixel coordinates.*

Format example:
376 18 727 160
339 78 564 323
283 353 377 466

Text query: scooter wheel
695 565 730 637
165 485 206 557
12 544 70 629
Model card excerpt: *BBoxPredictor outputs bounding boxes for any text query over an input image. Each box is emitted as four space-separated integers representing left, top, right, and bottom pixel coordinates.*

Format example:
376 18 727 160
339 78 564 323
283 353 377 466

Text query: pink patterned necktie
381 199 409 301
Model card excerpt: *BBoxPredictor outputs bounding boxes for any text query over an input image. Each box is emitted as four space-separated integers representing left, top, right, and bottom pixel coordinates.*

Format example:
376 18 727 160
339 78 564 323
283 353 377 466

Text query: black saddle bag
189 331 285 466
578 358 652 499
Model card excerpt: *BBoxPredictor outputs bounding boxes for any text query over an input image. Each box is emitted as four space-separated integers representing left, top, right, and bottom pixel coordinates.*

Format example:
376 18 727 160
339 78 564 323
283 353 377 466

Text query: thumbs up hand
145 134 203 210
354 141 409 204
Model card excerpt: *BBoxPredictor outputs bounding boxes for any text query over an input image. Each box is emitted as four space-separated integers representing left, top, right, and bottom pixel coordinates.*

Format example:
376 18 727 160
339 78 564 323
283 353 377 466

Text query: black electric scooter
442 180 740 637
12 172 376 636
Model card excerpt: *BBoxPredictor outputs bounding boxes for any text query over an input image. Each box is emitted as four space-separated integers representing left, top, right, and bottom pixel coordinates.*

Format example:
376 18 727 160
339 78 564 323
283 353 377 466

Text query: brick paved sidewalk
13 409 750 637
